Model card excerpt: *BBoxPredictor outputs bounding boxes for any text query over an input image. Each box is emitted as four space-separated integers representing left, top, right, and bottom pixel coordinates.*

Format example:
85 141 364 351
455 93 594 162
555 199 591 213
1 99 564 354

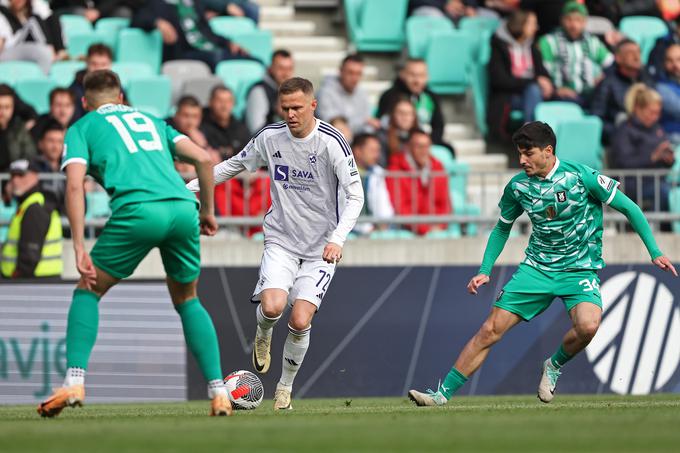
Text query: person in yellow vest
1 159 63 278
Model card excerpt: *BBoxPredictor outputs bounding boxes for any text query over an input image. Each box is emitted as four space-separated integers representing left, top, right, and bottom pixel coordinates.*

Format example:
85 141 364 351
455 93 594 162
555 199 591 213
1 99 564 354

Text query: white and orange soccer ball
224 370 264 410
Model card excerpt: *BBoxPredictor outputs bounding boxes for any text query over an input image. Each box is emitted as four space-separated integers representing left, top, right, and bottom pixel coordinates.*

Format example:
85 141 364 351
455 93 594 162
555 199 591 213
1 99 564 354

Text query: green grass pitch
2 395 680 452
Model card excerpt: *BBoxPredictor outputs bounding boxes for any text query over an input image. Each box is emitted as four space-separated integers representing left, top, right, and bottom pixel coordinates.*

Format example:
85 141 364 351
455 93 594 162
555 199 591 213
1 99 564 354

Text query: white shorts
251 244 337 309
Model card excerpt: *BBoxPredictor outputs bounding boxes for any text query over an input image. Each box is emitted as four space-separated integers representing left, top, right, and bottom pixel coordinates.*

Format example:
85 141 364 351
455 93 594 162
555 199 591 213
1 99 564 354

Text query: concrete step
260 5 295 21
260 20 316 36
274 35 347 51
256 0 284 6
444 123 478 142
320 65 379 80
456 153 508 172
451 138 485 157
360 80 391 98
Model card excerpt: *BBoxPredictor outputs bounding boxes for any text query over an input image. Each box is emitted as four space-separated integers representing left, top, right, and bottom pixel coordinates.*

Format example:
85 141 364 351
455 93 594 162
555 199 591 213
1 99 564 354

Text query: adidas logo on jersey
273 151 282 158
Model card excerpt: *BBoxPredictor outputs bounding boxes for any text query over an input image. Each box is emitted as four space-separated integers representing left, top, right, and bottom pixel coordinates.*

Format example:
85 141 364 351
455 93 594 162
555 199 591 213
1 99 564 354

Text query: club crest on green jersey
556 191 567 203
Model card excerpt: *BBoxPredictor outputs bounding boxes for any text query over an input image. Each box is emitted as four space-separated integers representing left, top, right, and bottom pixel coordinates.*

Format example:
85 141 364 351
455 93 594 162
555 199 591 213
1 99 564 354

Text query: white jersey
189 119 364 260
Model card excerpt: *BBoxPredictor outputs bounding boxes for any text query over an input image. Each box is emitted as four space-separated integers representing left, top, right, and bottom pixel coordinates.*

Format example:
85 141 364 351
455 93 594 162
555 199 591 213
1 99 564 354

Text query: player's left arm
324 142 365 264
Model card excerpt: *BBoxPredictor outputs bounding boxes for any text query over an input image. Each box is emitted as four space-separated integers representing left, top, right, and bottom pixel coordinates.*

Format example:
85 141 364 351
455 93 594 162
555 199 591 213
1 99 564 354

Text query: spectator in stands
70 44 117 121
203 0 260 23
657 44 680 142
201 85 250 159
246 49 294 133
31 88 75 143
50 0 143 20
377 97 419 166
0 84 36 172
611 84 673 212
538 2 613 107
32 120 66 212
131 0 251 71
330 117 353 144
168 95 213 178
377 58 446 147
0 0 65 73
591 39 655 143
0 158 62 278
520 0 571 37
317 54 379 135
352 132 394 235
408 0 478 22
585 0 661 26
649 20 680 79
214 171 270 236
387 129 451 235
487 9 553 142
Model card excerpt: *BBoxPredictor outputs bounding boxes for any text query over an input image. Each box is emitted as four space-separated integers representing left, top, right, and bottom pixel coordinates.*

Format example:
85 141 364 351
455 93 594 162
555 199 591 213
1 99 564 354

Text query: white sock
278 324 311 389
207 379 228 399
63 367 85 387
256 304 281 338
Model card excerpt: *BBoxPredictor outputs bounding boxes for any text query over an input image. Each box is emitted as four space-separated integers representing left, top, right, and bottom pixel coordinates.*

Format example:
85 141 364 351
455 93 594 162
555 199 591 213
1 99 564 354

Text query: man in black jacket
376 58 446 146
201 85 250 159
131 0 251 70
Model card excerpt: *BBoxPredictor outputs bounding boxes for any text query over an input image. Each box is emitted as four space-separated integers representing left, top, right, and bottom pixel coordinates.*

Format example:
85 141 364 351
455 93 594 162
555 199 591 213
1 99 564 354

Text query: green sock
438 367 468 399
550 344 573 369
66 289 101 369
175 298 223 382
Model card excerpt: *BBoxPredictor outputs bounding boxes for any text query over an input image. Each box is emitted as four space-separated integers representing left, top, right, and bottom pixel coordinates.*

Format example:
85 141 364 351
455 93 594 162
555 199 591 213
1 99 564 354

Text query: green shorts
91 199 200 283
494 263 602 321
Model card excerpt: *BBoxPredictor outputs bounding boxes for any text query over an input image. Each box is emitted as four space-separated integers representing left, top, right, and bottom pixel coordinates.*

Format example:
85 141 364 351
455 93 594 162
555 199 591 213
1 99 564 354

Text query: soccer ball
224 370 264 410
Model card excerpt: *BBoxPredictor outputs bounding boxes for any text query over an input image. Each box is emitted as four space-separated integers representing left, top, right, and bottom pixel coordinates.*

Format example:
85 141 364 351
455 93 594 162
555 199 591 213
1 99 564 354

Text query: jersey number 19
105 112 162 153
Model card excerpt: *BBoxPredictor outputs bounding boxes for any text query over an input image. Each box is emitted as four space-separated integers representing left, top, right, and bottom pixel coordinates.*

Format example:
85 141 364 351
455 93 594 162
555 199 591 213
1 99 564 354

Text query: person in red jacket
387 129 452 235
214 172 271 236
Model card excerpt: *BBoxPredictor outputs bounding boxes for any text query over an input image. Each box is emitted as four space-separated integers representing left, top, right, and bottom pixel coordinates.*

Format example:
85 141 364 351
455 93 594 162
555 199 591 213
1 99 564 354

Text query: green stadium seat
50 61 86 87
126 76 172 118
215 60 266 118
458 16 501 34
344 0 408 52
66 32 103 59
554 116 603 170
230 30 274 66
14 79 57 115
94 17 131 50
85 191 111 220
668 187 680 233
425 29 474 94
209 16 257 39
0 199 16 243
406 16 454 59
0 61 45 85
535 101 585 131
112 62 155 88
369 229 416 240
619 16 669 64
117 29 163 74
60 14 93 44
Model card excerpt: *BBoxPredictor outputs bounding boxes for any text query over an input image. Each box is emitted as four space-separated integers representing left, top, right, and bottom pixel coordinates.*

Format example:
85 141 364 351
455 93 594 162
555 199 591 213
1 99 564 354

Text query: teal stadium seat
14 79 57 115
554 117 603 170
85 191 111 220
535 101 585 131
0 199 16 243
95 17 131 50
209 16 257 39
425 29 474 95
369 229 416 240
230 30 274 66
126 76 172 118
406 16 454 58
215 60 266 118
669 187 680 233
111 62 154 88
0 61 45 85
344 0 408 52
59 14 92 45
117 29 163 74
50 61 86 87
619 16 669 64
66 32 102 59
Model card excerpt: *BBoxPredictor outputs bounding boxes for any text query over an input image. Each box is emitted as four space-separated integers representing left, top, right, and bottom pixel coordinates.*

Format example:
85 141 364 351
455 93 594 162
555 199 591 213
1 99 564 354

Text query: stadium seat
668 187 680 233
117 29 163 74
425 29 474 94
50 61 86 87
209 16 257 39
619 16 669 64
585 15 615 37
230 30 274 66
180 76 224 106
215 60 266 118
0 61 45 85
535 102 585 131
406 16 454 59
59 14 93 44
126 76 172 118
0 199 16 243
66 32 103 59
344 0 408 52
111 62 155 88
162 60 212 105
94 17 131 50
369 229 416 239
458 16 501 34
85 191 111 220
14 79 57 115
425 226 462 239
554 116 603 170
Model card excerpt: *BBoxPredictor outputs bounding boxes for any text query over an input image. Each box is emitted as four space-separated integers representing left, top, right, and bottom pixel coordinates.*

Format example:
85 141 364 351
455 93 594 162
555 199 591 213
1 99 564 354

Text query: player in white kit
188 77 364 409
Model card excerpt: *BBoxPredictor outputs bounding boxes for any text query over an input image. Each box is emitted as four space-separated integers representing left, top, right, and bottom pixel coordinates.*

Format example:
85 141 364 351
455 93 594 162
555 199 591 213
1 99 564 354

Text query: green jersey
499 158 619 271
62 103 196 212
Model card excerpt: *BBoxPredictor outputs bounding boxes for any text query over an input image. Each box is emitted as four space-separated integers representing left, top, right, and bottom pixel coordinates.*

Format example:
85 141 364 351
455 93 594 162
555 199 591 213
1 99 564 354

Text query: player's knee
576 319 600 341
288 313 311 332
477 321 503 345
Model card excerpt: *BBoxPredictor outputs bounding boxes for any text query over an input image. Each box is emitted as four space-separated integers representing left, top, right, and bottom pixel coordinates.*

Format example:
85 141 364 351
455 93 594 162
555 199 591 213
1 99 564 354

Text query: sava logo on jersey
274 165 314 182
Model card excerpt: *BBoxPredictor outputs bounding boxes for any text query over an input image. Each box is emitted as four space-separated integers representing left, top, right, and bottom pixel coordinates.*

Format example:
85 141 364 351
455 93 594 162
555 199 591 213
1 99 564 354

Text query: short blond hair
624 83 662 114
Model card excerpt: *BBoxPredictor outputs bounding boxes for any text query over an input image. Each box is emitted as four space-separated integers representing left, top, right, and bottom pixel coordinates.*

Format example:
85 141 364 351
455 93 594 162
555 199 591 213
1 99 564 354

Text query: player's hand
75 247 97 290
467 274 490 295
199 213 218 236
322 243 343 264
653 256 678 277
186 178 200 192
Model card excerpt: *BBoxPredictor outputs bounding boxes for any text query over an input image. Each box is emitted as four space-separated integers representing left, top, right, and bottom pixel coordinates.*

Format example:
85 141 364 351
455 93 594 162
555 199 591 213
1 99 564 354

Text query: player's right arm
468 181 524 295
185 135 267 192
